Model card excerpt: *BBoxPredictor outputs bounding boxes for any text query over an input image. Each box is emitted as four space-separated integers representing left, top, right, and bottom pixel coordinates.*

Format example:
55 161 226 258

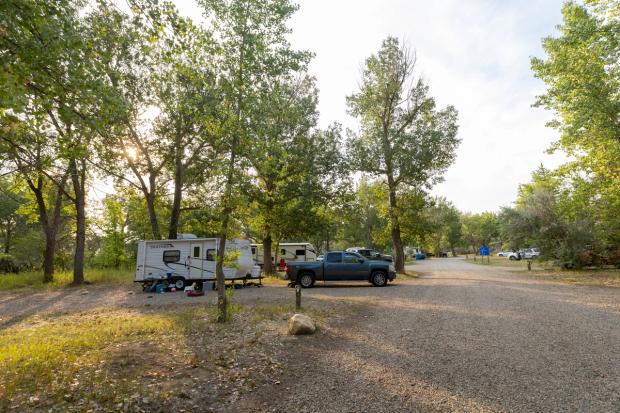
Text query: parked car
415 252 426 260
438 251 449 258
497 250 514 257
285 251 396 288
507 248 540 260
345 247 393 262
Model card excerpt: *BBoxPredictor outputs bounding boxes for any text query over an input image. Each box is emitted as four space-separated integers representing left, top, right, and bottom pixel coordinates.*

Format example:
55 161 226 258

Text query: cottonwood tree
0 128 69 281
347 37 460 272
531 0 620 252
0 0 122 283
246 75 348 275
90 1 221 240
199 0 311 321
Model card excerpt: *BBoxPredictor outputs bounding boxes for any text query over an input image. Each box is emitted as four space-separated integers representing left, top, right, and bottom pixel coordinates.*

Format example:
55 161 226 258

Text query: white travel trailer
135 237 256 291
250 242 317 267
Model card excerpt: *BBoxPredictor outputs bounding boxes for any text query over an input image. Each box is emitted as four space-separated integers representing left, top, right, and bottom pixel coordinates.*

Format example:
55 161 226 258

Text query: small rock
80 290 89 295
287 314 316 335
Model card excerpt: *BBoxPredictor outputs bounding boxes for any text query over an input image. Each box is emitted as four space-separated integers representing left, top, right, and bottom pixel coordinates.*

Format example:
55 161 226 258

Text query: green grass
0 310 177 410
465 256 620 287
398 270 419 279
518 268 620 287
0 298 316 411
0 267 134 291
465 255 552 269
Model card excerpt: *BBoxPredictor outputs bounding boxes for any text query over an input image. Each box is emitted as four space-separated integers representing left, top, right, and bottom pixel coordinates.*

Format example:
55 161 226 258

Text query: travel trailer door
188 241 203 278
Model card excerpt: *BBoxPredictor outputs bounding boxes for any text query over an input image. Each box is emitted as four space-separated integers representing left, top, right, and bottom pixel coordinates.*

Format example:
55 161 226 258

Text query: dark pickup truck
285 251 396 288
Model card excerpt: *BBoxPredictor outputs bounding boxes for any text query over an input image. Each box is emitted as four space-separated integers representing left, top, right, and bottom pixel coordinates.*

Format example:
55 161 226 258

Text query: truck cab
285 251 396 288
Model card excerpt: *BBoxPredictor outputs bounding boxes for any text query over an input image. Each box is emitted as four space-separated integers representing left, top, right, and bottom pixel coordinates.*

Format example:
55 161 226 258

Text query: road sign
480 246 490 256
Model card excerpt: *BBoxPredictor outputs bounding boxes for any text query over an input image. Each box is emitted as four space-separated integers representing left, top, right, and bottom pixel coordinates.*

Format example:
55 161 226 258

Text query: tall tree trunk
69 158 86 285
42 230 57 281
262 234 273 276
3 223 10 253
168 147 183 240
216 140 239 322
145 193 161 240
29 176 66 283
387 180 405 272
216 24 246 322
144 176 161 240
216 206 232 322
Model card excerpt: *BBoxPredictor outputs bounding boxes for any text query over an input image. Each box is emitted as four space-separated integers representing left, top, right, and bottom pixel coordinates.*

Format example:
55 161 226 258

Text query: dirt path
230 258 620 412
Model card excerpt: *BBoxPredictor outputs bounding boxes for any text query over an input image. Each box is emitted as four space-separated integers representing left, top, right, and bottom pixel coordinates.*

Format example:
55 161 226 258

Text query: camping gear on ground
186 290 205 297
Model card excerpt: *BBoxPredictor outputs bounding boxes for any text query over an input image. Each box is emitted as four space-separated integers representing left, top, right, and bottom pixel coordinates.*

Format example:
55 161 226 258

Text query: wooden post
295 284 301 310
527 260 532 271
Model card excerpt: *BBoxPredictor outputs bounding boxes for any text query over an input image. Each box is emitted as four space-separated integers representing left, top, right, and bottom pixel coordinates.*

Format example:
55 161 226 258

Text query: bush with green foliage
0 253 18 273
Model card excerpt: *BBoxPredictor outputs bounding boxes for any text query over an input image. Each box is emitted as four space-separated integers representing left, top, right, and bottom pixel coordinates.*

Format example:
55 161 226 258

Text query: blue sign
480 246 490 256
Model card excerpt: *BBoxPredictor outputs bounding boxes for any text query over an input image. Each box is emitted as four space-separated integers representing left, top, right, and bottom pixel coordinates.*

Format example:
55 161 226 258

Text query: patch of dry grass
515 268 620 288
0 309 177 411
466 255 552 270
0 267 134 291
0 298 329 412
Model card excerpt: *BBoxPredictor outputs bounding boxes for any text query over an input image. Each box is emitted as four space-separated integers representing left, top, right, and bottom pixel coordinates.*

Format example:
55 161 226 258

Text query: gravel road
231 258 620 413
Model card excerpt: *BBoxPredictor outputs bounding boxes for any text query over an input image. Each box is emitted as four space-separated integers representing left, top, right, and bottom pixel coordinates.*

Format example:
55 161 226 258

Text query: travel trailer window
206 249 215 261
163 250 180 263
193 246 200 258
251 247 256 255
295 249 305 256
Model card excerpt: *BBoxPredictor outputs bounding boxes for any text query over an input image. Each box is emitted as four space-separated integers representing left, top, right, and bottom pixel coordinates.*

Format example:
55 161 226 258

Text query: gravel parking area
232 258 620 413
1 258 619 412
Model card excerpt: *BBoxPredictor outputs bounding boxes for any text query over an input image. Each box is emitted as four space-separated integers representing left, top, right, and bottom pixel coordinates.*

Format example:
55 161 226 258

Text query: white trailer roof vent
177 233 198 239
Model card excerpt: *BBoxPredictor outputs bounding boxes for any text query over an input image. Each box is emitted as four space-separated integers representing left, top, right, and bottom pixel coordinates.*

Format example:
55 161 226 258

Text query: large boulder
288 313 316 335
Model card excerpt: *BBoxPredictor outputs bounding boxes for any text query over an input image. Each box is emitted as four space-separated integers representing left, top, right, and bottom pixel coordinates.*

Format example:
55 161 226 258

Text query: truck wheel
371 271 387 287
509 256 516 261
299 273 314 288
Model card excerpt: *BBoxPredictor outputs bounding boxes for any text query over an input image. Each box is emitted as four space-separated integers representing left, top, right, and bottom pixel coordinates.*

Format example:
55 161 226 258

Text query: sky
175 0 569 213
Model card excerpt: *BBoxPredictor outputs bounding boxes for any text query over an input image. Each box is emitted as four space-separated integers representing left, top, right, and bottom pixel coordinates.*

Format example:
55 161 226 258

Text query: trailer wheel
173 278 185 290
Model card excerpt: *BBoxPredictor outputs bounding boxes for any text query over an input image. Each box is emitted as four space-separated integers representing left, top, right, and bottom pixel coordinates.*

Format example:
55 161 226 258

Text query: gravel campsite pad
1 258 619 412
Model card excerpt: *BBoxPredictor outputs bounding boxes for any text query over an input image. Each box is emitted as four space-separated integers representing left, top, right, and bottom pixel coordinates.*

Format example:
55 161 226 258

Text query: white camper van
135 237 255 291
250 242 317 267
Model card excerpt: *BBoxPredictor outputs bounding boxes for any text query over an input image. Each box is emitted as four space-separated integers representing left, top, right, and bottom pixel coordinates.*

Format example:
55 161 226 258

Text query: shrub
0 253 19 273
